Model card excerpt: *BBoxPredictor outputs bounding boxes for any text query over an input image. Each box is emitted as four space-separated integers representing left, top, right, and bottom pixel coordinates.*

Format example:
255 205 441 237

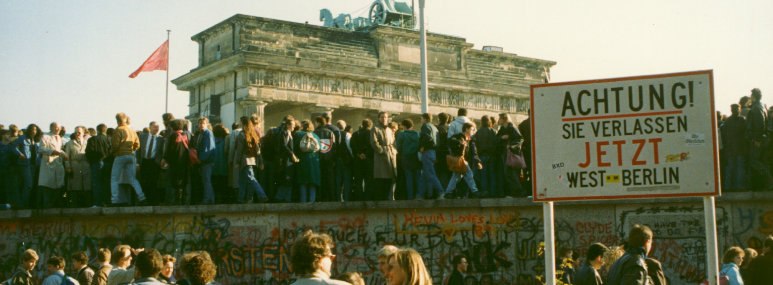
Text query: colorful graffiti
0 200 770 285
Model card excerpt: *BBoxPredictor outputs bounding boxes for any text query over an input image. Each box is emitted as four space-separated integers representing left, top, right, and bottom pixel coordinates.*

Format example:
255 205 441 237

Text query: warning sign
530 70 719 201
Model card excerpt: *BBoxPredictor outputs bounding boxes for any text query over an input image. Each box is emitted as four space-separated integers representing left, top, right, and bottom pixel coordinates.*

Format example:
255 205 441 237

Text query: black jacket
496 122 523 154
573 262 602 285
473 127 498 157
746 101 767 141
606 247 652 285
85 134 111 164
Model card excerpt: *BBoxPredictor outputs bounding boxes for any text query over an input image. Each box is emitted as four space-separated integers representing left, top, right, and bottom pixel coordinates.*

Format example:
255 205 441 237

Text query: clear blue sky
2 0 771 131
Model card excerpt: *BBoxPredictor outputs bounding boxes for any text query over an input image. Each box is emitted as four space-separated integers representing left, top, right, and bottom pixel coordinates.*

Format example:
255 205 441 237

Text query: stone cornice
172 54 243 90
467 49 556 68
1 191 769 219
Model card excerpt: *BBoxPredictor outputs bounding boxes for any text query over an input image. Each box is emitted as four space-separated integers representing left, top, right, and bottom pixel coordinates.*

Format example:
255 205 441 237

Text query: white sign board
530 70 719 201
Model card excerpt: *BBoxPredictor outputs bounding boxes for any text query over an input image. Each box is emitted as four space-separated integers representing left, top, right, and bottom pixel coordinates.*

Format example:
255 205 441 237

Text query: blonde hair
22 249 39 262
377 245 399 259
602 245 625 272
390 248 432 285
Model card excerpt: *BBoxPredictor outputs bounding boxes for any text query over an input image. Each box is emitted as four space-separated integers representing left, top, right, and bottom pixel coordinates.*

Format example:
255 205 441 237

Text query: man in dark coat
745 235 773 285
746 88 773 190
447 255 468 285
721 104 747 191
85 124 111 207
607 224 654 285
350 119 374 201
574 243 609 285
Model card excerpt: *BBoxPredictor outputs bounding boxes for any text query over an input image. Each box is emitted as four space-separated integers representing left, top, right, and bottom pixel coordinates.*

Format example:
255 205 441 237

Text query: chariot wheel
369 2 387 25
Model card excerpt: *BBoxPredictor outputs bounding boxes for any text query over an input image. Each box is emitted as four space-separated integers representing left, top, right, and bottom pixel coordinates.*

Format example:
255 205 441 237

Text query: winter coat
370 125 397 179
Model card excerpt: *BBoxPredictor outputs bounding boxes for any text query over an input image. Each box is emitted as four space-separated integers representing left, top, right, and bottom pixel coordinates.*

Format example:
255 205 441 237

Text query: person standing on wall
110 113 146 206
370 111 398 201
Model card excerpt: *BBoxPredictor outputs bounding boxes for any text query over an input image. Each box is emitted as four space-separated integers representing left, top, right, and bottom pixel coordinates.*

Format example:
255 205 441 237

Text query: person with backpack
440 123 481 200
5 249 38 285
313 117 336 202
162 120 191 205
42 256 80 285
294 120 321 203
234 116 269 203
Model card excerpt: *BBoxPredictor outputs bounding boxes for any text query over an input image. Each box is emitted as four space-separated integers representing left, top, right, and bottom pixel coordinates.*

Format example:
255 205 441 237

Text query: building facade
172 14 556 130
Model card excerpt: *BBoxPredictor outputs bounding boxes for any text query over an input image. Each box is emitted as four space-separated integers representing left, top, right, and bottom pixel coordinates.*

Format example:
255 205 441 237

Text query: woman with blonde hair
386 248 432 285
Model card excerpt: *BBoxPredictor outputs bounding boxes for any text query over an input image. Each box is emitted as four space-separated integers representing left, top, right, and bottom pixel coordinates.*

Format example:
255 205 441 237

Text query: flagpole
165 30 170 113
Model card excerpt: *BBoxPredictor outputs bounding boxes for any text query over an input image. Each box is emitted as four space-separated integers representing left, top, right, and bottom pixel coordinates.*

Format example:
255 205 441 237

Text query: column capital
306 105 335 113
240 99 268 108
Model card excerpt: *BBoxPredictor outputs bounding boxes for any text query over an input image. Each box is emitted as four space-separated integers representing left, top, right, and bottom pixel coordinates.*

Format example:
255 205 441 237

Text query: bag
506 146 526 169
315 128 336 160
718 268 730 285
446 155 467 174
299 133 320 153
181 135 200 165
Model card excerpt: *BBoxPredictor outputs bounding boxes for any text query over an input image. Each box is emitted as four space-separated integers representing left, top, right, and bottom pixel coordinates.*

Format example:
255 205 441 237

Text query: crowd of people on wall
3 230 772 285
718 88 773 191
0 88 771 208
0 107 532 208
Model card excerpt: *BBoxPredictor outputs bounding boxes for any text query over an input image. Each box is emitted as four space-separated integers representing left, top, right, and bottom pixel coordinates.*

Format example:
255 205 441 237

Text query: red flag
129 40 168 78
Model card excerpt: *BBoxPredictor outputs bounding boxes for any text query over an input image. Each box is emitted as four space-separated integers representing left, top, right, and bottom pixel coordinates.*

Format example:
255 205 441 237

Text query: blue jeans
239 165 267 202
403 167 420 200
477 155 496 196
90 161 104 206
274 164 294 202
110 155 145 203
723 155 746 190
200 163 214 204
336 161 352 202
18 165 34 208
299 184 317 203
419 150 444 199
445 164 478 195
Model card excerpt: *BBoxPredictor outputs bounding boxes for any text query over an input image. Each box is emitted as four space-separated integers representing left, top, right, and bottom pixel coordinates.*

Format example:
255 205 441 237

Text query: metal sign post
543 202 556 285
703 196 720 285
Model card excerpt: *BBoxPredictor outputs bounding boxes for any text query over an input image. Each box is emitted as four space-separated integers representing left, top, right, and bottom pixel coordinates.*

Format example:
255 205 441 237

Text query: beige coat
370 125 397 179
38 133 66 189
65 138 90 191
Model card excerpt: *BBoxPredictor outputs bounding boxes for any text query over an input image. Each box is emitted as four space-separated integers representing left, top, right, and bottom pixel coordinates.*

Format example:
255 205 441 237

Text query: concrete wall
1 193 771 285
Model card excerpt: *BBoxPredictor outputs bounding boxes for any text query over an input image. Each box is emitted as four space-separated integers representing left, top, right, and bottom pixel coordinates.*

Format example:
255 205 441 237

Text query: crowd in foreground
3 229 772 285
0 87 772 208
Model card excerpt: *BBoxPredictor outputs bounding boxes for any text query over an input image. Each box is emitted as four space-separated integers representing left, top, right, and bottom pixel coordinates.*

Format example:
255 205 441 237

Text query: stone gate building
172 14 555 130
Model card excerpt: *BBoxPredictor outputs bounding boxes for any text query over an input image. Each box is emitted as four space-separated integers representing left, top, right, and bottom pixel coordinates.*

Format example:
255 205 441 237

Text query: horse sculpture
320 9 354 30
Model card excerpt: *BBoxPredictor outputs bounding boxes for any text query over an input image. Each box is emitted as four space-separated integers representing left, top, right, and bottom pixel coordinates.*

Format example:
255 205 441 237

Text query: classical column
240 100 268 133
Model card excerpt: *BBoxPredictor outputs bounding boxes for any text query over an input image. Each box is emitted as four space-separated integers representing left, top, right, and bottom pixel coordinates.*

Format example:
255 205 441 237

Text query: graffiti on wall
0 202 771 285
